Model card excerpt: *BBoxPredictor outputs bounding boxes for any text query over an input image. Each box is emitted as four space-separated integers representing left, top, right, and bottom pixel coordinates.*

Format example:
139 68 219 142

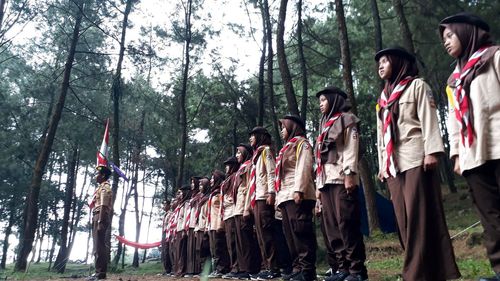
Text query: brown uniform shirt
377 78 444 178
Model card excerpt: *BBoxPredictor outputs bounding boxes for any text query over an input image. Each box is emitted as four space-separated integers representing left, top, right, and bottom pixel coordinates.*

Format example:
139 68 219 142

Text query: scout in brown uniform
185 176 202 277
221 157 242 279
234 143 262 279
208 170 231 277
275 115 317 281
247 126 292 280
174 185 191 277
440 13 500 281
315 87 367 281
161 200 172 275
88 165 113 280
195 178 212 274
375 47 460 281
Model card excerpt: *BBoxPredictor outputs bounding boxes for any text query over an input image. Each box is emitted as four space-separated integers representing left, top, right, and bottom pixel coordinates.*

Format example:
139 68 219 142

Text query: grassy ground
0 184 495 280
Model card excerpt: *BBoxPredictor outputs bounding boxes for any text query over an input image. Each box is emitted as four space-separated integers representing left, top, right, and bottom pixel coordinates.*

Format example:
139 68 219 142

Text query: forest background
0 0 499 279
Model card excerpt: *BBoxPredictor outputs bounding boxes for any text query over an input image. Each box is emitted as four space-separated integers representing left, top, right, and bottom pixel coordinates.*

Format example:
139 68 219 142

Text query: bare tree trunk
142 175 159 263
0 0 6 32
1 198 16 269
14 1 84 271
335 0 380 233
392 0 415 53
132 112 146 267
257 10 266 126
297 0 308 121
276 0 299 116
370 0 382 52
53 146 78 273
261 0 281 147
176 0 193 188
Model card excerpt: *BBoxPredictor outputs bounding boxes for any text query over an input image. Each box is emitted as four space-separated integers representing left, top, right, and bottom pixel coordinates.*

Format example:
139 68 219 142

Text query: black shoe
236 272 251 280
256 270 281 280
184 274 194 278
289 272 306 281
344 273 368 281
324 271 349 281
208 271 224 278
324 269 333 277
223 272 239 279
283 272 300 281
86 273 106 280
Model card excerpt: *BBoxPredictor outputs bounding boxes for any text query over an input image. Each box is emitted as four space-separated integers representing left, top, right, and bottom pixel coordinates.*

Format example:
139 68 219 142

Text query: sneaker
237 272 251 280
289 272 306 281
325 268 333 277
324 271 349 281
208 271 224 278
184 274 194 278
223 272 239 279
257 270 281 280
250 273 260 280
343 274 368 281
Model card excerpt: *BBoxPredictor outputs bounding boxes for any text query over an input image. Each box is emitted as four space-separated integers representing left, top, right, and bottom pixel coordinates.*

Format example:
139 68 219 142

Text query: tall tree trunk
297 0 308 121
142 175 159 263
276 0 299 116
261 0 281 147
257 10 266 126
334 0 380 233
112 158 133 267
14 1 84 271
53 146 78 273
109 0 136 266
132 111 146 267
1 198 16 269
392 0 415 53
69 165 89 252
175 0 193 188
370 0 382 52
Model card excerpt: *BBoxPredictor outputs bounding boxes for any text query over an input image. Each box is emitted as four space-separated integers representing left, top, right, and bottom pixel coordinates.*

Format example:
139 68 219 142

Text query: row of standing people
156 11 500 281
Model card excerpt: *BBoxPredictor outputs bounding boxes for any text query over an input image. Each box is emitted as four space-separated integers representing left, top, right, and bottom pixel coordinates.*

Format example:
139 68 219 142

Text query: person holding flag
87 119 113 280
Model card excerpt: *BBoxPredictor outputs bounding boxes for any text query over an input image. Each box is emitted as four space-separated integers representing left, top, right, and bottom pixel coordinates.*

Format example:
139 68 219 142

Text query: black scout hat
374 46 416 62
223 156 239 165
315 86 348 99
280 114 306 131
439 12 490 32
249 126 271 137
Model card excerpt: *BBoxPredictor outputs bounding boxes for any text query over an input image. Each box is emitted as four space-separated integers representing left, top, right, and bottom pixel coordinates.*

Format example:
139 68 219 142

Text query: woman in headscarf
220 156 241 279
275 115 316 281
173 185 192 277
440 12 500 281
232 143 262 279
194 177 212 276
315 87 367 281
375 46 460 281
207 170 230 278
246 127 292 280
184 176 202 277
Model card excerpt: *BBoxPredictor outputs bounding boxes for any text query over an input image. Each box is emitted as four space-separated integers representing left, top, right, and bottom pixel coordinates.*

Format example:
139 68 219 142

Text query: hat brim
440 13 490 32
374 47 416 62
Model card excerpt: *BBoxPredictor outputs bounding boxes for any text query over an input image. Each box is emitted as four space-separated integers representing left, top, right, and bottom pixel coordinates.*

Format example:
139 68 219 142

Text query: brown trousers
320 184 366 275
161 234 172 273
92 207 111 277
234 215 261 274
195 231 211 273
280 200 317 278
168 235 175 272
209 229 230 273
224 217 240 273
463 160 500 273
173 231 187 276
185 228 197 274
254 200 292 272
387 166 460 281
320 211 338 272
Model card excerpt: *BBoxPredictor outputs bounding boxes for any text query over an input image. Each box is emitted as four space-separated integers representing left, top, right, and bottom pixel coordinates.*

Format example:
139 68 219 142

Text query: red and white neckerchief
184 202 191 230
248 146 266 208
234 160 251 198
377 77 414 177
275 137 301 192
315 113 342 184
219 176 232 218
207 189 219 227
89 189 97 210
451 46 489 147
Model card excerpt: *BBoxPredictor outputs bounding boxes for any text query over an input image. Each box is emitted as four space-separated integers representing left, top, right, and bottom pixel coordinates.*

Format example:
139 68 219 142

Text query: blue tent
358 185 397 236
